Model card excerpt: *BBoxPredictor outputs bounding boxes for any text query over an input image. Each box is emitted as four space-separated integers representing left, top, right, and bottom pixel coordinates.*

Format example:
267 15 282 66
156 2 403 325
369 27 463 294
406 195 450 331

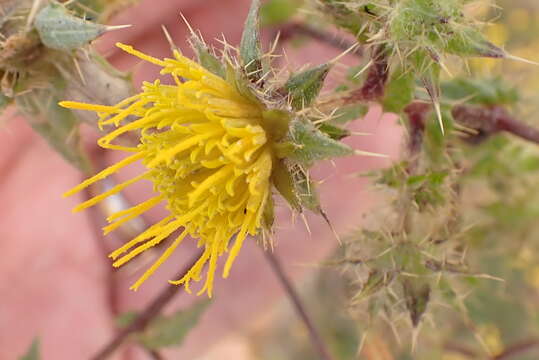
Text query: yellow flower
60 43 275 297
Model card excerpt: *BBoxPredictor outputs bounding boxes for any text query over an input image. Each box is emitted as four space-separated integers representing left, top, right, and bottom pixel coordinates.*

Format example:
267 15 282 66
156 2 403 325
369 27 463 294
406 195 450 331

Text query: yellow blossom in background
61 43 276 297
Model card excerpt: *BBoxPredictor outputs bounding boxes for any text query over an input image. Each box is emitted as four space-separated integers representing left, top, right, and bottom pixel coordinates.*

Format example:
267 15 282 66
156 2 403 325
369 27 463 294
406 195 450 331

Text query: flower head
61 43 277 297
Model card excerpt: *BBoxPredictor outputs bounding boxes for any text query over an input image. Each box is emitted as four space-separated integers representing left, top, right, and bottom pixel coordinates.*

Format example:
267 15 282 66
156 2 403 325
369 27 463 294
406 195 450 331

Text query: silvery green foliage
35 2 113 51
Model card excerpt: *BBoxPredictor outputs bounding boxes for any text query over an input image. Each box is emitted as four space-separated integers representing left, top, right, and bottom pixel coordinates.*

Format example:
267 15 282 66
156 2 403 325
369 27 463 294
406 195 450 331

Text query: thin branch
444 342 478 358
452 104 539 145
497 115 539 144
264 250 335 360
404 102 430 161
279 22 363 57
90 250 204 360
491 339 539 360
147 349 165 360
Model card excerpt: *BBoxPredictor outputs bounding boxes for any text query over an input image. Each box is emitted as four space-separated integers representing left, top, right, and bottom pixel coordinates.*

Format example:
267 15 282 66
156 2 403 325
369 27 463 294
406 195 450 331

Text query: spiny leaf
353 270 395 302
318 123 351 140
262 109 292 141
240 0 263 81
441 77 519 106
402 278 431 327
285 64 331 110
290 118 354 165
138 300 211 350
226 62 260 105
272 160 302 212
190 37 225 79
19 338 40 360
35 2 128 52
445 27 505 59
262 193 275 228
292 165 320 212
331 104 368 125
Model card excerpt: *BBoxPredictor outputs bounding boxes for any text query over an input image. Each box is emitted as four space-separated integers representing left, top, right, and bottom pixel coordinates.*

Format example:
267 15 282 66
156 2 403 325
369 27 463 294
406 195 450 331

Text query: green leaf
290 118 354 165
318 123 350 140
285 64 331 110
331 104 368 125
190 37 225 79
226 62 260 105
262 193 275 228
19 338 40 360
262 109 292 141
441 77 519 106
138 300 211 350
402 278 431 327
445 27 505 58
382 67 415 114
353 269 395 301
240 0 263 81
424 107 454 165
272 160 302 211
35 2 119 51
260 0 301 26
292 165 320 212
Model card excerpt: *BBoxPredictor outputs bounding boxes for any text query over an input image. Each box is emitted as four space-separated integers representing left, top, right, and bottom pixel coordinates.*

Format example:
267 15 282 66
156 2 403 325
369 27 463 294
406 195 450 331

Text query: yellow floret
60 43 273 297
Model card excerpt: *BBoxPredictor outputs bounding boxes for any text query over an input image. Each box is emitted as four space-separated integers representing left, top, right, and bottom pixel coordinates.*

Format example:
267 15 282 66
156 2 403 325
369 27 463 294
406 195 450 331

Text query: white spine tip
354 150 388 158
505 53 539 66
105 24 132 32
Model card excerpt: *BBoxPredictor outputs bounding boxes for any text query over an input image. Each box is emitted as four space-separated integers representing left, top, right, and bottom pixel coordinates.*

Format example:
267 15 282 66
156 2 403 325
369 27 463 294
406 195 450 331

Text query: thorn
438 60 453 77
320 209 341 244
329 42 360 65
357 331 368 356
352 59 373 79
300 213 311 236
180 12 197 37
433 101 444 135
505 53 539 66
105 24 132 32
411 323 421 353
354 149 388 158
26 0 43 30
270 31 281 55
350 131 372 136
161 25 178 52
73 56 86 85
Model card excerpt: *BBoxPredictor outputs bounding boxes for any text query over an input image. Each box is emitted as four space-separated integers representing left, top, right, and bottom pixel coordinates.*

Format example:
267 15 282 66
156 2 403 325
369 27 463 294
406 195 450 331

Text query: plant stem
491 339 539 360
452 104 539 145
90 251 203 360
147 349 165 360
497 115 539 145
348 45 390 102
264 250 335 360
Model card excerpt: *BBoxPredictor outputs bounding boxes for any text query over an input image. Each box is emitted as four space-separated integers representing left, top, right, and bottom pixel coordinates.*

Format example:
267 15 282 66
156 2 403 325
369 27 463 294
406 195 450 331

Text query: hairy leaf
285 64 331 110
